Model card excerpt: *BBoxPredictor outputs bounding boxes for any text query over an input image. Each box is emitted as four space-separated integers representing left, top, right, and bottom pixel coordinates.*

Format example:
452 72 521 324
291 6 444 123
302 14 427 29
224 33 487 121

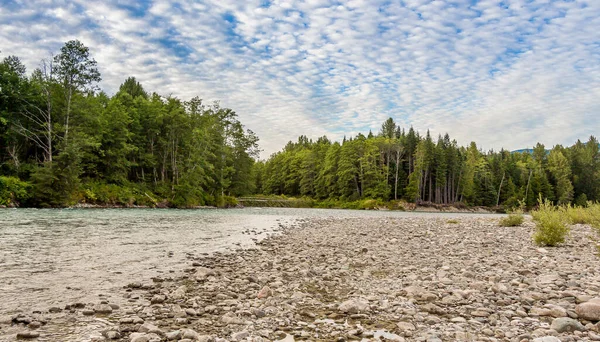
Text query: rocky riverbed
2 216 600 342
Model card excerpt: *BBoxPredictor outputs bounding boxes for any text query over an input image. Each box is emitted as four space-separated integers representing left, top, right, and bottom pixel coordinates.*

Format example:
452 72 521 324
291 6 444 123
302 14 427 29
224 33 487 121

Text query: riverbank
3 215 600 341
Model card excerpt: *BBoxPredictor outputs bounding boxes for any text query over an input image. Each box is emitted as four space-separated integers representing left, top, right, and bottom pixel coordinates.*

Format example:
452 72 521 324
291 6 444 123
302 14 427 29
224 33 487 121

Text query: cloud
1 0 599 157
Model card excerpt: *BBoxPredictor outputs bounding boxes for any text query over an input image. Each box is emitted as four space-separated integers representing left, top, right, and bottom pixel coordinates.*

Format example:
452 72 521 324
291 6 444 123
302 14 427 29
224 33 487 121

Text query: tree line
0 40 259 207
2 40 598 209
255 118 600 208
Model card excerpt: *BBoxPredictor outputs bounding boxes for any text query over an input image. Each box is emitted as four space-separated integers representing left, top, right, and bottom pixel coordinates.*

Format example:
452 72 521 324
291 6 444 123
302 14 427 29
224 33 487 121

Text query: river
0 207 502 316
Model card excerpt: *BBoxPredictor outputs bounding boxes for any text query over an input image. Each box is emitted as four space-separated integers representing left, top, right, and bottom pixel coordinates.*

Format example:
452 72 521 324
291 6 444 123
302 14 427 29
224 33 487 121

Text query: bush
500 209 525 227
0 176 32 206
531 198 569 246
216 195 239 208
565 204 591 225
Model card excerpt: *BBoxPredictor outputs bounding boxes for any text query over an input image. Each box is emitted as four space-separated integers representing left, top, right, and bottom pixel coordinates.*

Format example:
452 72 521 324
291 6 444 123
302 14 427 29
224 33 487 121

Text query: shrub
585 203 600 229
216 195 239 208
565 204 591 225
0 176 32 206
500 209 525 227
531 198 569 246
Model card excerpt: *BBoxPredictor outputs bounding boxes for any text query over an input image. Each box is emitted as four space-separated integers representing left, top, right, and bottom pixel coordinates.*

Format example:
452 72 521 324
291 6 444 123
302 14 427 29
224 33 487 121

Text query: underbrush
499 208 525 227
531 198 569 246
81 182 159 207
0 176 32 206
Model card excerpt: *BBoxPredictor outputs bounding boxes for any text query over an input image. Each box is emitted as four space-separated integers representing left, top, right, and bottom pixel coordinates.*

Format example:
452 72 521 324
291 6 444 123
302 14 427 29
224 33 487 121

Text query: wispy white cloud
1 0 599 156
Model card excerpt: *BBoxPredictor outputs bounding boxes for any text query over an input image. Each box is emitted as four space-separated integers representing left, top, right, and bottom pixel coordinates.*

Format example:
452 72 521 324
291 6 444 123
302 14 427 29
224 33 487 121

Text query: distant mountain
512 143 600 154
511 148 545 154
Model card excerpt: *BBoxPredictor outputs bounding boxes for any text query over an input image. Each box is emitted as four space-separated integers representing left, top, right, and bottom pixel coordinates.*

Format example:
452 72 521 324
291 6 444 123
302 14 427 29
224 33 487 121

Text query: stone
338 298 370 314
94 304 113 314
257 285 273 299
28 321 41 329
232 330 250 341
576 302 600 321
533 337 561 342
396 322 416 333
16 331 40 339
551 317 585 333
150 295 166 304
166 330 181 340
102 330 121 339
195 267 216 280
130 333 149 342
181 329 199 339
138 322 162 335
171 285 187 299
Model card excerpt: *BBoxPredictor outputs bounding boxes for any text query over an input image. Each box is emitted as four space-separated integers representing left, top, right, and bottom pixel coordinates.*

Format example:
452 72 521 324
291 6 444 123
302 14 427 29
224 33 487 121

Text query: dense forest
1 40 599 209
0 40 259 207
255 119 600 209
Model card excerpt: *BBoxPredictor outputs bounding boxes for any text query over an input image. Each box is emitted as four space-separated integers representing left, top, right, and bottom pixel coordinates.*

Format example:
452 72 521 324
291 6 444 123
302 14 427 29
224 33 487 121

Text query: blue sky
1 0 599 157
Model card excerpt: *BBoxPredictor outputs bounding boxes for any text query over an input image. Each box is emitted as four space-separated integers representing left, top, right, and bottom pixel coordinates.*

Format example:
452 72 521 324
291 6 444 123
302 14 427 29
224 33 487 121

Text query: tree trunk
496 172 505 206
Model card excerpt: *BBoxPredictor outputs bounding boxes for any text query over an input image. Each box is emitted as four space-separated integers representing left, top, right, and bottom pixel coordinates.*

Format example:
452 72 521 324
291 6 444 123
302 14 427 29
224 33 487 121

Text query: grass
447 219 459 224
499 209 525 227
531 198 570 247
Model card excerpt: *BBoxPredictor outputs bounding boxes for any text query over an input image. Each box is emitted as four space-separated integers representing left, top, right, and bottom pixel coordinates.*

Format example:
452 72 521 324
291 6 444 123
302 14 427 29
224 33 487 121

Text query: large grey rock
94 304 113 314
338 298 370 314
138 322 162 335
551 317 585 333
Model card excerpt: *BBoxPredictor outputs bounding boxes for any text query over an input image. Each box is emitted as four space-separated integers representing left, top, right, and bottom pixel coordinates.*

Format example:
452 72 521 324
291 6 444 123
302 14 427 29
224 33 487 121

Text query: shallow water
0 207 502 315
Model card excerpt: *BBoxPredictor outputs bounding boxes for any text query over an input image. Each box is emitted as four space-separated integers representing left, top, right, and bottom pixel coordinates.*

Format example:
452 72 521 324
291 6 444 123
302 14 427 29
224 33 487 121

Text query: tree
548 147 573 204
53 40 101 143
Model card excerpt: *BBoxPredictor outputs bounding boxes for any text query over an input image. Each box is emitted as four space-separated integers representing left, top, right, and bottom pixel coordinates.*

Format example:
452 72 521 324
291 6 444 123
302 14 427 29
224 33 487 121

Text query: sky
1 0 599 157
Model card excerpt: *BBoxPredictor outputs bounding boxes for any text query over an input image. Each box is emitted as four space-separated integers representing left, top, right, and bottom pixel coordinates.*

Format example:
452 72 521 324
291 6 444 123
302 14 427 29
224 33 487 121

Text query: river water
0 208 501 316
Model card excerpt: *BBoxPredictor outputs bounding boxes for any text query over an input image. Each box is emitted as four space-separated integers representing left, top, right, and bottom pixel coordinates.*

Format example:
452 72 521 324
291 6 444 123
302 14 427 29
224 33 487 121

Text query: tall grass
531 198 570 246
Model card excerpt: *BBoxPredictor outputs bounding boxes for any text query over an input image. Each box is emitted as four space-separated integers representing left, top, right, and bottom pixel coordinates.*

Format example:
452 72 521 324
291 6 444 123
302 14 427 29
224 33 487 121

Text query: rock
138 322 162 335
28 321 41 329
181 329 199 339
338 298 370 314
232 330 250 341
533 337 561 342
221 313 245 325
165 330 181 340
396 321 416 333
16 331 40 339
102 330 121 339
94 304 113 314
48 306 62 313
576 302 600 321
257 285 273 299
150 294 166 304
82 309 95 316
195 267 216 280
130 333 149 342
551 317 585 333
171 285 187 299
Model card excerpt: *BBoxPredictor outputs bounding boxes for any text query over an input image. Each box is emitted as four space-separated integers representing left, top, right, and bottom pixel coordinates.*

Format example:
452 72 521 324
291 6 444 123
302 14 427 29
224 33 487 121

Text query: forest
255 122 600 209
1 40 599 209
0 40 259 207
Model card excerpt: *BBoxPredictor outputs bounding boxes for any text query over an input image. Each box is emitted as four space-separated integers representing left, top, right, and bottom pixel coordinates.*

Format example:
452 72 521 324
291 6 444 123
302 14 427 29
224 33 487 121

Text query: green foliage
499 209 525 227
531 198 570 246
0 42 259 208
0 176 31 206
2 43 600 210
